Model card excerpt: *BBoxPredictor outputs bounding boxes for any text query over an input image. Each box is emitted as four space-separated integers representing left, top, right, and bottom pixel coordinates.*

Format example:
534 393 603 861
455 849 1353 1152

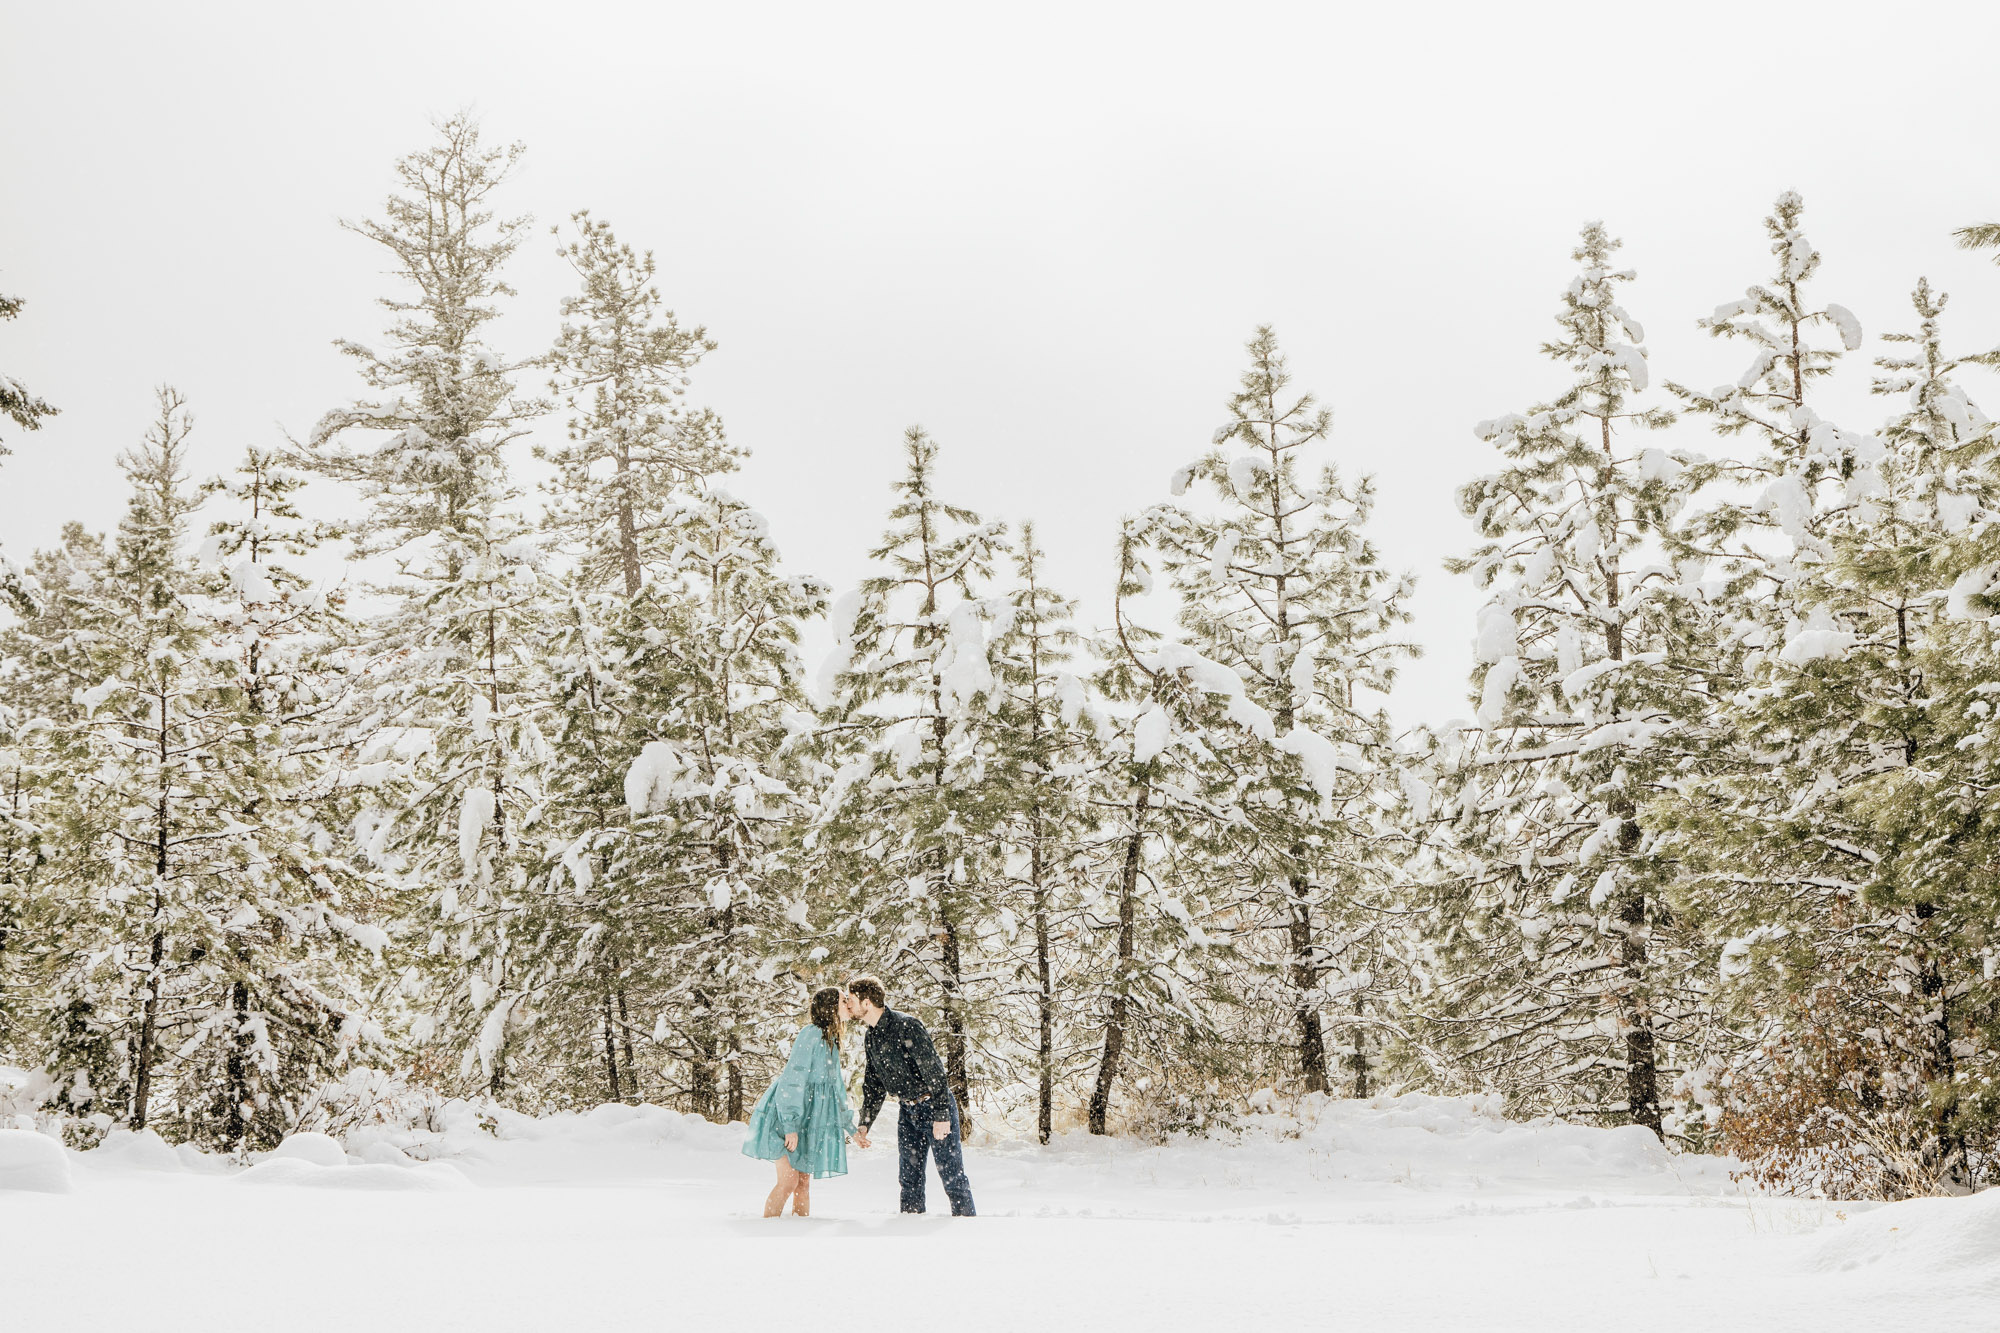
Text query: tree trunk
1089 784 1149 1135
1616 888 1661 1137
1612 810 1661 1138
225 976 252 1148
1347 995 1372 1099
135 708 170 1130
1914 902 1964 1181
617 987 637 1103
1032 827 1053 1145
602 992 622 1103
130 928 166 1129
1287 875 1329 1094
689 985 718 1120
937 887 972 1135
726 1031 745 1122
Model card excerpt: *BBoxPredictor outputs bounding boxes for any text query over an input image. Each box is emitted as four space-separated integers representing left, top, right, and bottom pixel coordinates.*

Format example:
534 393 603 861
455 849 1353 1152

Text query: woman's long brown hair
809 986 845 1055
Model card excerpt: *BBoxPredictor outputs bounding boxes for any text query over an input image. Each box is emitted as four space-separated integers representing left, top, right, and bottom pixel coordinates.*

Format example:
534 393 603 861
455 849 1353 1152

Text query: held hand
784 1132 798 1153
932 1120 950 1141
854 1128 871 1150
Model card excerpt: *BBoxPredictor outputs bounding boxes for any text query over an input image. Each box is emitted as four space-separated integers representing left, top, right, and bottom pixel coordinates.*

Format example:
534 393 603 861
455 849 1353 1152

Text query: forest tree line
4 117 2000 1201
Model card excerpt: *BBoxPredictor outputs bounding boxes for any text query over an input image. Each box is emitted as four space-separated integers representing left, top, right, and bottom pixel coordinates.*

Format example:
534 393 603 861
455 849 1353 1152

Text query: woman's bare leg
764 1157 798 1218
791 1170 811 1217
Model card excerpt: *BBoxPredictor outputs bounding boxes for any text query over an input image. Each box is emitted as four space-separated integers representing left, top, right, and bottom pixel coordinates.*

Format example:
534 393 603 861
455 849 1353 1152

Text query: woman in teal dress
742 986 857 1217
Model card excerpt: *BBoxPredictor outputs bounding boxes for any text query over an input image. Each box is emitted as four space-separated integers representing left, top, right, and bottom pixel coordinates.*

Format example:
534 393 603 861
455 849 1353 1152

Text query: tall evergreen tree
0 283 56 1044
299 113 534 553
1433 225 1702 1136
1151 326 1413 1095
1660 279 2000 1190
23 392 381 1146
813 427 1007 1128
300 115 554 1097
1078 521 1237 1133
542 211 733 599
525 209 747 1110
594 491 828 1116
986 522 1099 1141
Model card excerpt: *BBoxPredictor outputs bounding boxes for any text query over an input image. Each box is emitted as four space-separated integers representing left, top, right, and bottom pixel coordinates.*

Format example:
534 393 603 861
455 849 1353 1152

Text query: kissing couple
740 975 977 1219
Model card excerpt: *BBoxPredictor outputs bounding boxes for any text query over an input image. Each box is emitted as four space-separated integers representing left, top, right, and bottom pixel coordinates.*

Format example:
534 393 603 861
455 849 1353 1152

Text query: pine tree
1660 279 2000 1190
1150 326 1414 1096
542 211 733 598
524 209 745 1110
1434 225 1702 1136
1645 194 1884 1151
300 115 554 1097
355 507 558 1098
189 444 385 1148
298 113 534 554
986 522 1099 1141
0 283 56 1047
0 524 107 1098
0 632 53 1063
813 427 1007 1128
590 490 828 1116
1078 521 1238 1133
23 391 381 1146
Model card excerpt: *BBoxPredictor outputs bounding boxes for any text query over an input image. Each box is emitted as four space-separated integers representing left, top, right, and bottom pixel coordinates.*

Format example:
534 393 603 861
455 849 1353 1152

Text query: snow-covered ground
4 1093 1994 1330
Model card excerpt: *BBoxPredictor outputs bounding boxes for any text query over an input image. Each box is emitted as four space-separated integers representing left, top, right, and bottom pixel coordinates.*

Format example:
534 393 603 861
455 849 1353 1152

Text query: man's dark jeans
896 1092 976 1216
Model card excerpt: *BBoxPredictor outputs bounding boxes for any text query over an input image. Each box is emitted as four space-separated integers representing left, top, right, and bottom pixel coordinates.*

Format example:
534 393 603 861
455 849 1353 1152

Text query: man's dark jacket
858 1008 951 1128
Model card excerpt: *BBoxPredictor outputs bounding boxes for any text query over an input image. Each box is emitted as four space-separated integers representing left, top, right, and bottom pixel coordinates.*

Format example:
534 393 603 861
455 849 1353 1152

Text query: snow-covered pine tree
0 524 107 1102
1659 279 2000 1192
0 614 53 1065
1646 194 1891 1150
184 443 387 1147
352 505 557 1099
0 286 55 1047
299 115 554 1098
524 208 753 1110
1666 192 1868 649
593 490 828 1117
22 392 381 1146
1150 326 1413 1097
985 522 1100 1141
1434 225 1701 1136
813 427 1007 1128
542 210 734 598
298 113 535 554
1076 520 1237 1134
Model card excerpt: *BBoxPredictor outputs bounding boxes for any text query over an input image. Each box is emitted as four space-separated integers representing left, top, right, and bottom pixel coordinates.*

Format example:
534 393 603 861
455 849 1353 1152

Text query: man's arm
858 1050 886 1130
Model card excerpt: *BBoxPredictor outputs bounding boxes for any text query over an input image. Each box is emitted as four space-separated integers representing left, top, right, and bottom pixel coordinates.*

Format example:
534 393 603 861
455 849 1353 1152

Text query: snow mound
238 1157 472 1191
482 1099 740 1151
0 1128 72 1193
86 1127 187 1172
269 1131 350 1166
1006 1093 1736 1197
1289 1094 1725 1191
1806 1188 2000 1282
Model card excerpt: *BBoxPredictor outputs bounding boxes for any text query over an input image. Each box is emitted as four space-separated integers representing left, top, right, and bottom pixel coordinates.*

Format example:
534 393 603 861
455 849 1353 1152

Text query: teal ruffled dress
741 1025 856 1178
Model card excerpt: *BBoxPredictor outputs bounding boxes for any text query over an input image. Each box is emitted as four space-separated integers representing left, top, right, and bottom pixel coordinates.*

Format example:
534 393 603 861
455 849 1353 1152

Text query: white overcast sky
5 1 2000 726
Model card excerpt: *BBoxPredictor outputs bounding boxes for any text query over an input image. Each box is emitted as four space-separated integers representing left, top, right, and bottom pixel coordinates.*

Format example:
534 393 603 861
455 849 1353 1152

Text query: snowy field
4 1093 1995 1331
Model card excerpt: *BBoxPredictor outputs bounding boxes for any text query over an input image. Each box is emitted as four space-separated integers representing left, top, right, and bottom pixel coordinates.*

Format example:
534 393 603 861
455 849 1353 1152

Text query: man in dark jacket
847 975 976 1216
